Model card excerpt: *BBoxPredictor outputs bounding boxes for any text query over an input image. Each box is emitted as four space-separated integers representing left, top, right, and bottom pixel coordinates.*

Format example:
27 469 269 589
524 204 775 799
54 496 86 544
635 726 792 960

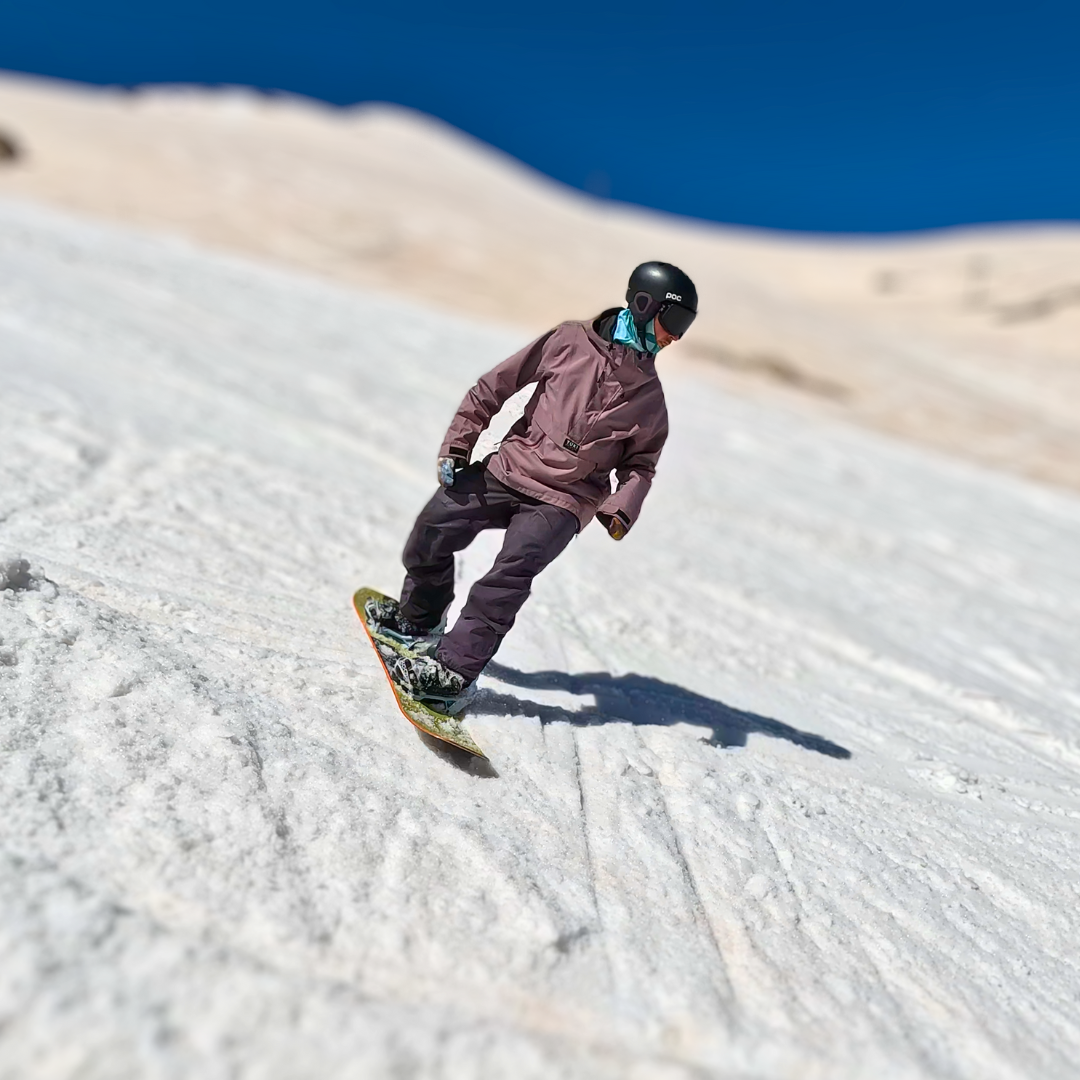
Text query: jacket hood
584 309 656 373
592 307 623 343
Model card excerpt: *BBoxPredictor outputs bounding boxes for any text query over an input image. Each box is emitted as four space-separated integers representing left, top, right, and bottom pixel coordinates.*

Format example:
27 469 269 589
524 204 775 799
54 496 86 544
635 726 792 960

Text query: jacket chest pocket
526 365 630 476
574 377 624 442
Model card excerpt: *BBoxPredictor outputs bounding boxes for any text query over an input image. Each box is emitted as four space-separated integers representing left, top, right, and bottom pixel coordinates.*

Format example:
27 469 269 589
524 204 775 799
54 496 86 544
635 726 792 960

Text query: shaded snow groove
646 730 738 1030
569 728 609 984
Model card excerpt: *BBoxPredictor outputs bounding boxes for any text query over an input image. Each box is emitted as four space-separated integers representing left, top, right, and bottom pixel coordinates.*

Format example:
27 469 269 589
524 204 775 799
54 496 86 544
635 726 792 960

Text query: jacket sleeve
596 417 668 529
439 329 555 459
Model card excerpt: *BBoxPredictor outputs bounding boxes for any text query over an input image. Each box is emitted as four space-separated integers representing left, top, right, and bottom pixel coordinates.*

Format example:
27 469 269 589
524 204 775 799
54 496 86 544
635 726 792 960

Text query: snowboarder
366 261 698 713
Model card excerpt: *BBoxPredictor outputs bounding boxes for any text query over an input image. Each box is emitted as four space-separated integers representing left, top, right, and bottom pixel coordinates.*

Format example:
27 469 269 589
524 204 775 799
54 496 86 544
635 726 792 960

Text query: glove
437 455 467 488
598 510 630 541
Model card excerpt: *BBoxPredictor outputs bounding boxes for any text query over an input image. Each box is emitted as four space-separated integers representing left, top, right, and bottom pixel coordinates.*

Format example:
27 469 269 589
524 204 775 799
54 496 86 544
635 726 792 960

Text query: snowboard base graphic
352 587 487 760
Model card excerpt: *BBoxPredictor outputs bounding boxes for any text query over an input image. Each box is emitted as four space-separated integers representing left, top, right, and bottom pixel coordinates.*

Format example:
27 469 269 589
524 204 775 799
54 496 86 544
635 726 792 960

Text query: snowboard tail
352 587 487 760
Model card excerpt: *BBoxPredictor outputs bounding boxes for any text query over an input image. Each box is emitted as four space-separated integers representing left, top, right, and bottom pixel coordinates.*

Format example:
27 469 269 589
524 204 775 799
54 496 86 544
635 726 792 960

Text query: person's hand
599 511 630 540
437 456 466 487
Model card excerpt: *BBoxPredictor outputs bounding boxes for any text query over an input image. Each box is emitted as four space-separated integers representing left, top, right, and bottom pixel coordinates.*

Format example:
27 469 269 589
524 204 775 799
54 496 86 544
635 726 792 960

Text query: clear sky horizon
3 0 1079 233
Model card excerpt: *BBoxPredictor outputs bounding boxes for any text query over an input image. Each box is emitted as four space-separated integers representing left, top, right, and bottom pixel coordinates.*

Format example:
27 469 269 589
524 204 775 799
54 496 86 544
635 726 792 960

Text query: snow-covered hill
2 200 1080 1079
3 73 1080 495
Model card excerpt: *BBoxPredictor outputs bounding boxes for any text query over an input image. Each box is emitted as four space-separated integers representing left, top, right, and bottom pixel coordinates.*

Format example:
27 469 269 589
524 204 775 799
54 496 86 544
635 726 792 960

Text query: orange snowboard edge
352 588 488 760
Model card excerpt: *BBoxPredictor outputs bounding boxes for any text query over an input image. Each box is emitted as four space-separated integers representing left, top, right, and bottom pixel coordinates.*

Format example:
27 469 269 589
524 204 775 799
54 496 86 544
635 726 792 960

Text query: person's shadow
476 661 851 759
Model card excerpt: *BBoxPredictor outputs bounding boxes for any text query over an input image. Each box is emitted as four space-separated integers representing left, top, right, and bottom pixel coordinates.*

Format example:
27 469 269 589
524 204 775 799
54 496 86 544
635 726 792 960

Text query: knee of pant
504 544 555 578
480 558 539 590
405 524 455 565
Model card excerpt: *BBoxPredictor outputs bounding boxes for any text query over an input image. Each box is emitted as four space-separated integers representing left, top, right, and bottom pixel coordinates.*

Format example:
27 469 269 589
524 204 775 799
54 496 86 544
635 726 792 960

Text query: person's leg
398 464 514 629
436 501 578 681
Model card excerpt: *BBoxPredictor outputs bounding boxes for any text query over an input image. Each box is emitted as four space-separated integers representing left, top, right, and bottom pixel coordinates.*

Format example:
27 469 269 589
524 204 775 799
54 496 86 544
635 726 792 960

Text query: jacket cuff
597 493 630 516
439 442 472 460
597 507 632 531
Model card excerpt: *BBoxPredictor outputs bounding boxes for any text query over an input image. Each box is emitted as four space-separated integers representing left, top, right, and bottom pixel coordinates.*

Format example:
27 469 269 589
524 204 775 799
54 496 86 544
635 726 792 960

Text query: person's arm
595 420 668 539
438 330 555 467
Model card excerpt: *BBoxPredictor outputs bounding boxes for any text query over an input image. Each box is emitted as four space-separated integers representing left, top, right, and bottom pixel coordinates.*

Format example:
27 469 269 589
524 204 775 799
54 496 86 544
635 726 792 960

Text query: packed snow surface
2 200 1080 1079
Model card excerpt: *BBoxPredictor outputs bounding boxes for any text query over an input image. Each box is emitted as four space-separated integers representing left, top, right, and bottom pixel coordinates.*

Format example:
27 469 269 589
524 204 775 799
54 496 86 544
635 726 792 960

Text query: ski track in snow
1 200 1079 1079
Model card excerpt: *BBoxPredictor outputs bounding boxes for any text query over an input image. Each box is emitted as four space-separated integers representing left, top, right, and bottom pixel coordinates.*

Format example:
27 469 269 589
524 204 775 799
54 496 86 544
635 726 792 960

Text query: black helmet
626 261 698 338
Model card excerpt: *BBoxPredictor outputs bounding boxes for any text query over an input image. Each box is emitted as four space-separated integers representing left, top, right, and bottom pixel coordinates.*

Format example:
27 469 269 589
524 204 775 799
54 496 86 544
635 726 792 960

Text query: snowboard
352 587 487 760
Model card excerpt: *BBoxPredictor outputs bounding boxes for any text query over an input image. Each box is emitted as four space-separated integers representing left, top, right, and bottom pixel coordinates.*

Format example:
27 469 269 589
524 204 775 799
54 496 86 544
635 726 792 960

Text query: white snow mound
2 199 1080 1080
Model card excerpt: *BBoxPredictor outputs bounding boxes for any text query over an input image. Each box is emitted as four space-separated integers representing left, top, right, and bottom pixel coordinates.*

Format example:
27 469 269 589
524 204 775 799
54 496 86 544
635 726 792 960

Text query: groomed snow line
2 199 1079 1079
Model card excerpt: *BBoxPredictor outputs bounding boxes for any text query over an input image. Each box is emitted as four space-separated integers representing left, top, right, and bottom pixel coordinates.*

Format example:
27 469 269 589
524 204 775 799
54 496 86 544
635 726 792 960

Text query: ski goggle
656 301 696 338
629 290 696 338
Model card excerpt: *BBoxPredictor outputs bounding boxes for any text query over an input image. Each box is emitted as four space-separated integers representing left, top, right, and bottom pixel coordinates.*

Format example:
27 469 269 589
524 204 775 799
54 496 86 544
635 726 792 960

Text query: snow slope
2 200 1080 1079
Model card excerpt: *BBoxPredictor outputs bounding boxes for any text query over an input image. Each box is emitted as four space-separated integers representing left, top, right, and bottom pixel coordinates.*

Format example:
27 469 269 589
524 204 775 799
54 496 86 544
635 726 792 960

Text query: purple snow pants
399 464 578 682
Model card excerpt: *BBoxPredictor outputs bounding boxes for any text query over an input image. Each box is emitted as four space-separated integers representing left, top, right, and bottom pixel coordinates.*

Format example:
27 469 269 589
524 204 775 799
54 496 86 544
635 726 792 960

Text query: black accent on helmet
626 261 698 338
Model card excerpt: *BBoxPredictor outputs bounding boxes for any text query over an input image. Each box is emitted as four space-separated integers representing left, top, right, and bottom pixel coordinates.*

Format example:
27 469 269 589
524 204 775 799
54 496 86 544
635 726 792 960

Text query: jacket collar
583 313 656 384
583 311 657 379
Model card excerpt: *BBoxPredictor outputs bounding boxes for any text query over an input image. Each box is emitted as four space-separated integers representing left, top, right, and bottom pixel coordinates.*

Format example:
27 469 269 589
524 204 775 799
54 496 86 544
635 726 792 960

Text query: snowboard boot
380 649 475 715
365 595 445 655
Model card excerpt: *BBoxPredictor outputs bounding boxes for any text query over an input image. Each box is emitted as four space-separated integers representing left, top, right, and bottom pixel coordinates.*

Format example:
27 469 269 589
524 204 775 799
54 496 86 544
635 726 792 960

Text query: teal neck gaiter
613 307 660 355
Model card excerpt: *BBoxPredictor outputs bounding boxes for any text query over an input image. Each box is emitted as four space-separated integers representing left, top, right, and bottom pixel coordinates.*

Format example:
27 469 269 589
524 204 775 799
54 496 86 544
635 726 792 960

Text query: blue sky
3 0 1079 232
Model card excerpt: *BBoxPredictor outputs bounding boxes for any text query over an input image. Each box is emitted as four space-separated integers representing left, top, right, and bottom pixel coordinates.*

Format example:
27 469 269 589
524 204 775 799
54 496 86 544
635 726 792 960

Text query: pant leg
436 500 578 681
398 464 515 628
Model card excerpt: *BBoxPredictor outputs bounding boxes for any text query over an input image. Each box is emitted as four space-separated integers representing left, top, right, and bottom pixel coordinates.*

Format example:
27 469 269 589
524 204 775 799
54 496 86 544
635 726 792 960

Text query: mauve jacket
439 309 668 531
